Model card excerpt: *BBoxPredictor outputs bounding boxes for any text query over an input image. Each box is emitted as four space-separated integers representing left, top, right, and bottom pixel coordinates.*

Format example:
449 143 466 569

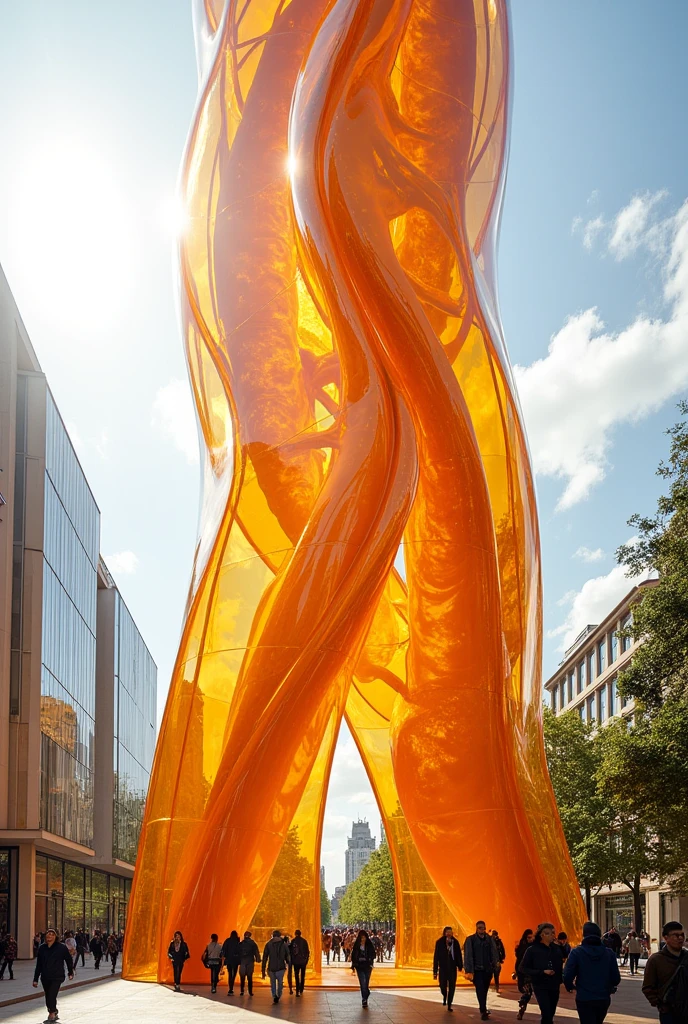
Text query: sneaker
448 1006 454 1012
517 1010 524 1021
273 996 279 1003
443 998 447 1006
362 1001 368 1009
481 1014 490 1021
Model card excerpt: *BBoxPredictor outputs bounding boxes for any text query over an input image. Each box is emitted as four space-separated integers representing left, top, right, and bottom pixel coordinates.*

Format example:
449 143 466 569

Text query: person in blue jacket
563 921 621 1024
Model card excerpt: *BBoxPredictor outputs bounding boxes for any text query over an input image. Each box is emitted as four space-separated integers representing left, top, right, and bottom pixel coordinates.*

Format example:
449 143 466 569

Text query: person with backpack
642 921 688 1024
202 933 223 993
238 930 261 996
491 930 506 993
563 921 621 1024
262 929 291 1003
518 922 565 1024
289 929 311 996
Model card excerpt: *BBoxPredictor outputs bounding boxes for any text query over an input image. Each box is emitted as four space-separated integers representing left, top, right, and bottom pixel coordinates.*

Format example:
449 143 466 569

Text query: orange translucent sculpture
124 0 585 985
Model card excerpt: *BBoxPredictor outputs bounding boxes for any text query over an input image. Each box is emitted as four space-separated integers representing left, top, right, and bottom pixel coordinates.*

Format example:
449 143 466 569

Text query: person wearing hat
262 929 291 1003
33 927 74 1022
563 922 621 1024
238 931 261 996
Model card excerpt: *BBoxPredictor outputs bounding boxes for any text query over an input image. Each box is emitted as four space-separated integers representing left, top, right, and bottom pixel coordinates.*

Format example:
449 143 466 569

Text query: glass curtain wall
40 393 100 847
34 854 132 937
113 593 156 863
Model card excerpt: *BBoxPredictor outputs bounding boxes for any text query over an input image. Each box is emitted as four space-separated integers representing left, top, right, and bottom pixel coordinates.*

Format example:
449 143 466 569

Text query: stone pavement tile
0 956 121 1007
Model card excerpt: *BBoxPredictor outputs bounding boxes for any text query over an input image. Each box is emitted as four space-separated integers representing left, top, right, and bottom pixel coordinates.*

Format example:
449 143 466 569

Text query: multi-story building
0 267 157 956
544 576 687 942
345 820 376 885
330 884 347 920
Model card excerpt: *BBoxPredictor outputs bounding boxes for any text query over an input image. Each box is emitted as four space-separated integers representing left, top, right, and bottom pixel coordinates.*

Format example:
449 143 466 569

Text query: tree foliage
338 842 396 924
320 885 332 926
602 403 688 894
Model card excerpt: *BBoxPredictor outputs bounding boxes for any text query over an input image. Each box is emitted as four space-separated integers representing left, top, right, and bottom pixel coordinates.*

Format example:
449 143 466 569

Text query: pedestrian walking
515 929 535 1020
33 927 74 1023
642 921 688 1024
221 930 241 995
64 930 77 970
167 930 190 992
107 932 119 974
602 928 622 959
262 929 290 1003
351 929 376 1009
626 932 643 976
492 931 506 993
322 929 332 965
557 933 572 961
519 922 564 1024
75 929 87 968
464 920 500 1020
90 931 103 969
332 930 342 962
0 934 17 979
290 929 310 996
239 930 260 995
202 933 223 993
563 921 621 1024
433 926 463 1012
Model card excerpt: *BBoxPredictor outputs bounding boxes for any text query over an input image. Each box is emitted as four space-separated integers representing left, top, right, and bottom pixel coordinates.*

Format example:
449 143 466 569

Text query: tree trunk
633 873 643 932
584 880 592 919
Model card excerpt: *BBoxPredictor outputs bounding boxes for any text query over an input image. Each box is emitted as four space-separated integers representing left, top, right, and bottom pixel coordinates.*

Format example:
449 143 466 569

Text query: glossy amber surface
123 0 585 985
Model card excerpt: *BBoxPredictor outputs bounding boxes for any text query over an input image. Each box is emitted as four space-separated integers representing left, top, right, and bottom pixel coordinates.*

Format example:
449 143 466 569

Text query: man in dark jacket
33 928 74 1022
289 930 310 996
563 921 621 1024
433 926 464 1012
492 931 506 993
221 931 241 995
262 930 291 1003
464 921 500 1020
642 921 688 1024
519 923 565 1024
238 931 261 996
90 931 103 969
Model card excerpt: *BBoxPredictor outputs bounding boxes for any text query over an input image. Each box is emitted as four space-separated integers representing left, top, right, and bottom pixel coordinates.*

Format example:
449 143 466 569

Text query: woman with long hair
350 929 376 1009
167 930 190 992
221 930 241 995
518 923 564 1024
514 928 534 1020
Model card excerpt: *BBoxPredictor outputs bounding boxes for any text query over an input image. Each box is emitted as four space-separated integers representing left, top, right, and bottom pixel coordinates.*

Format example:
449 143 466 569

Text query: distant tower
345 819 376 885
380 818 386 845
320 865 326 890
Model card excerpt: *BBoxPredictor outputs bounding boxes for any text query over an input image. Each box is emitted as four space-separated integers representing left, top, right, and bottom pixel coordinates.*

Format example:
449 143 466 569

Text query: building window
560 679 566 708
588 650 596 682
598 639 607 676
578 660 586 693
587 695 596 724
610 630 619 663
621 614 632 653
579 704 586 723
610 677 618 717
568 671 575 703
552 689 557 713
599 684 608 723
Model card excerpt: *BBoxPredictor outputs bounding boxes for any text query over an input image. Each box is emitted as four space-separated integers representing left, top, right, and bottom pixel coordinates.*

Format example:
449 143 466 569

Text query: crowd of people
321 927 395 964
23 915 688 1023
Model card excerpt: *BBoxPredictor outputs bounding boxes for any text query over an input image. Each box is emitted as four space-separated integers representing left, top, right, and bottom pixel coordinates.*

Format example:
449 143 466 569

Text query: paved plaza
1 967 657 1024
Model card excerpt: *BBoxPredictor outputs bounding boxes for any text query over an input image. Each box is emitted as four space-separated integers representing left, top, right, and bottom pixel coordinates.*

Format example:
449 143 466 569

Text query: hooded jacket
239 937 261 963
563 937 621 1001
222 934 241 966
262 937 290 973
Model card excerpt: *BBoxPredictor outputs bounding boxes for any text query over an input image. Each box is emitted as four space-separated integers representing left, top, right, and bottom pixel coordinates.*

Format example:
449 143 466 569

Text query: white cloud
609 190 667 260
549 545 651 651
582 215 605 251
105 550 139 575
151 378 199 464
574 546 605 563
516 199 688 509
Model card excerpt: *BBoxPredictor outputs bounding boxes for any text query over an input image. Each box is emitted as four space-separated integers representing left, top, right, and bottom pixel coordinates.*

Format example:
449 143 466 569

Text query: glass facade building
34 853 132 938
40 392 100 847
113 593 156 864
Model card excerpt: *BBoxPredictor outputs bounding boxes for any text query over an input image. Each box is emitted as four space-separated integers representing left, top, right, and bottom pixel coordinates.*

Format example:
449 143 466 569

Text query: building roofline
544 575 658 690
0 262 42 373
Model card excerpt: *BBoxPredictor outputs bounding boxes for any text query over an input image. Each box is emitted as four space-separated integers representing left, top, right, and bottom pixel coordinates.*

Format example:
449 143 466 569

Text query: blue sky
1 1 686 890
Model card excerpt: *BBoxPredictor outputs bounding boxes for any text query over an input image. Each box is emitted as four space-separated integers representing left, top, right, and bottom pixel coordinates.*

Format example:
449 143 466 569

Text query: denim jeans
269 969 285 999
356 965 373 1003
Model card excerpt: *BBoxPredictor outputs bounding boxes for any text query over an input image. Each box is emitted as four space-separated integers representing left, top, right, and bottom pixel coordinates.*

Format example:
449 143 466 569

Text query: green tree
543 708 616 915
600 403 688 898
337 843 396 924
321 885 332 926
